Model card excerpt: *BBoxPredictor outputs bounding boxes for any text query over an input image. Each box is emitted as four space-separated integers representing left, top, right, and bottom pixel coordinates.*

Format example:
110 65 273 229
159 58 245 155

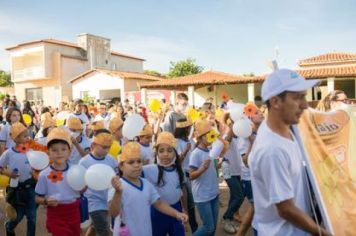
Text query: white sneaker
223 220 236 234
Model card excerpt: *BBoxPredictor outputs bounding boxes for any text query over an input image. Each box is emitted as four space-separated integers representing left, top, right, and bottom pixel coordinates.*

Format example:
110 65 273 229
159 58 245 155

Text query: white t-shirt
224 136 242 176
35 163 80 203
139 143 155 164
189 147 219 203
176 138 194 173
238 137 251 181
0 148 32 182
0 123 15 150
143 164 184 205
94 113 111 129
69 135 91 164
79 153 118 212
249 121 311 236
107 177 160 236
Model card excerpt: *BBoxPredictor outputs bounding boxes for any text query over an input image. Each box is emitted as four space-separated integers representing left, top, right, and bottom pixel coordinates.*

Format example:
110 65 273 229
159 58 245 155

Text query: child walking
35 128 82 236
0 122 36 236
79 129 118 236
143 131 187 236
108 142 188 236
189 119 220 236
138 124 155 165
108 117 124 161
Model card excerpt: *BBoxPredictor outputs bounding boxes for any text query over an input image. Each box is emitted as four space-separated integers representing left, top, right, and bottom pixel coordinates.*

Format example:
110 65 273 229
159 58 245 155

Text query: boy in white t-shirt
138 124 155 165
249 69 331 236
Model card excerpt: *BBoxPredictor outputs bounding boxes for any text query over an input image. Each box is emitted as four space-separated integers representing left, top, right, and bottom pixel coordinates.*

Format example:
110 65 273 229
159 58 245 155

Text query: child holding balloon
108 142 188 236
35 128 82 236
142 131 187 236
0 122 36 236
79 129 118 236
189 119 220 236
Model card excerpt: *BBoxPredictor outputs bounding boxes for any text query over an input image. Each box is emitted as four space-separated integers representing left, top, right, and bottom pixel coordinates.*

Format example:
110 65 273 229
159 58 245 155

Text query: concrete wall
110 55 143 73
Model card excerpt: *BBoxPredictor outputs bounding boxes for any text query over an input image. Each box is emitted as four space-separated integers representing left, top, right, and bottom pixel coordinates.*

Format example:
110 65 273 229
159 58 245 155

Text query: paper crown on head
66 117 83 130
89 120 105 131
41 112 52 121
93 132 113 146
139 124 153 136
193 119 212 138
156 131 177 148
47 128 72 147
120 142 141 162
10 122 27 140
41 117 56 129
176 118 193 129
109 117 124 134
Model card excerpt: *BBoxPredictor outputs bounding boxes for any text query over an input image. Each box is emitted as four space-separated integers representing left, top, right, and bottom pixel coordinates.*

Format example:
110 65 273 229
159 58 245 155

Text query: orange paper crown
10 122 27 140
66 117 83 130
120 142 141 162
109 117 124 134
193 119 212 138
93 133 113 147
156 132 177 148
47 128 72 147
89 120 105 131
139 124 153 136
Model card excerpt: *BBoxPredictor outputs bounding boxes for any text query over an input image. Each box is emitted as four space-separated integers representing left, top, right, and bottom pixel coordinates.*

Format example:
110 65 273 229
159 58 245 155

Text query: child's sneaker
223 219 236 234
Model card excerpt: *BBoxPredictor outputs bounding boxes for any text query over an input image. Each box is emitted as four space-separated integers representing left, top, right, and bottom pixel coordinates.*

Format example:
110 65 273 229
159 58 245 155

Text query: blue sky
0 0 355 75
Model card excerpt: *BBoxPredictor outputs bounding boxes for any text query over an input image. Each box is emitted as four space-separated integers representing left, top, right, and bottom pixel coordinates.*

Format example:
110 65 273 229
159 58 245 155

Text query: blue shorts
241 180 254 203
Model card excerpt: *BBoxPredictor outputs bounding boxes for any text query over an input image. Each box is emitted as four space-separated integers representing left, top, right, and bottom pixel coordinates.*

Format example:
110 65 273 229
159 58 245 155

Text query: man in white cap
249 69 332 236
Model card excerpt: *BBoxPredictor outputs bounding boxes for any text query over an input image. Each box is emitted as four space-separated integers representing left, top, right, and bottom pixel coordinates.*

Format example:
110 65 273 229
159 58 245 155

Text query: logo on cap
290 72 299 79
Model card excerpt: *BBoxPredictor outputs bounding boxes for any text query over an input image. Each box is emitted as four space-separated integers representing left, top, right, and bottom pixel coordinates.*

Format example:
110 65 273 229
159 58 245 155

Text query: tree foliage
144 70 164 78
0 70 13 87
167 58 203 78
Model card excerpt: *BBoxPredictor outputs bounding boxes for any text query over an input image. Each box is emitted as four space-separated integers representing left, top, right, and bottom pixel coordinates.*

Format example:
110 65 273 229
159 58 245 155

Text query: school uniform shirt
69 135 91 164
143 164 184 205
139 143 155 164
0 147 32 182
68 112 90 128
224 136 242 176
189 147 219 203
107 177 160 236
0 123 15 150
237 137 251 181
176 138 194 173
94 113 111 129
249 121 311 236
79 153 118 212
35 163 80 203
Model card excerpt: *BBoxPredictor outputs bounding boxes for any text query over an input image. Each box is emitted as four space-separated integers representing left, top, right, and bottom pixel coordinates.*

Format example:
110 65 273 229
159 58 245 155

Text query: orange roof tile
140 71 265 89
111 51 145 61
69 68 162 84
299 52 356 66
297 65 356 79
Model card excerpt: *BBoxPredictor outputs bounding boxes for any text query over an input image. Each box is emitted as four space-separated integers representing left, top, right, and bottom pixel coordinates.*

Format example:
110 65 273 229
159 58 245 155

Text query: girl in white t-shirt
138 124 155 165
0 108 23 155
108 142 188 236
143 132 187 236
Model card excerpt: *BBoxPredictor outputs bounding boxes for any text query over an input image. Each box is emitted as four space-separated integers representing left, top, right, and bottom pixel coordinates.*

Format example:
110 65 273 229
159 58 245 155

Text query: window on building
26 88 43 102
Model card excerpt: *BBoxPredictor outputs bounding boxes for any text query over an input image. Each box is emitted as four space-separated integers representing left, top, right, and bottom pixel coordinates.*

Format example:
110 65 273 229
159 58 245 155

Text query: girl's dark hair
6 107 24 124
42 127 51 137
94 129 111 136
41 106 51 114
82 104 91 120
174 118 191 141
47 139 70 150
155 145 185 189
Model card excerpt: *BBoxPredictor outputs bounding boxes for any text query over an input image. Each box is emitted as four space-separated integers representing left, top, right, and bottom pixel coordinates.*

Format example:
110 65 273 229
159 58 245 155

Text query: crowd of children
0 69 336 236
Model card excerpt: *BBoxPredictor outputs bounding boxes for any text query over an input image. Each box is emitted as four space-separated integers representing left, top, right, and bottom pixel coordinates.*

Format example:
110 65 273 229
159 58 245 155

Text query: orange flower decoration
244 103 258 118
47 171 63 184
29 140 48 152
18 143 30 154
221 93 229 102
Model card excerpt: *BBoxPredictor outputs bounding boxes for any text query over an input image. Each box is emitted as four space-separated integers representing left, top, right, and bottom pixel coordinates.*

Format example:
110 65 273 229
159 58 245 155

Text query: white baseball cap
261 68 319 102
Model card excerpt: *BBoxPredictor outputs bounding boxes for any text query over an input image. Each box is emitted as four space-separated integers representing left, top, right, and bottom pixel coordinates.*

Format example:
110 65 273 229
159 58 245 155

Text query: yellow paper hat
89 120 105 131
139 124 153 136
193 119 212 138
93 132 113 147
120 142 141 162
176 118 193 129
110 112 120 119
10 122 27 140
41 117 56 129
66 117 83 130
47 128 72 147
156 131 177 148
109 117 124 134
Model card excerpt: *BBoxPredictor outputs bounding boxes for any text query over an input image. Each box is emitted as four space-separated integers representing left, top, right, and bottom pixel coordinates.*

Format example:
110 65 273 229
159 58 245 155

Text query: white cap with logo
261 69 320 102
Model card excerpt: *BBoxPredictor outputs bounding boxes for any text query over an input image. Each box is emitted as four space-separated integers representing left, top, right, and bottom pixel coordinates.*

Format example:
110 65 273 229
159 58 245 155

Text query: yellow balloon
56 119 65 127
23 114 32 126
0 175 10 188
187 107 199 122
149 99 161 113
109 140 121 160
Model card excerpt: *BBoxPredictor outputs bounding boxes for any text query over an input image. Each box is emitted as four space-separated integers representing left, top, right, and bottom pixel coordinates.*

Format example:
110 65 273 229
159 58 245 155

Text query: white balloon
66 164 86 191
85 164 116 191
229 103 244 121
27 151 49 170
233 118 252 138
122 114 145 140
209 139 224 160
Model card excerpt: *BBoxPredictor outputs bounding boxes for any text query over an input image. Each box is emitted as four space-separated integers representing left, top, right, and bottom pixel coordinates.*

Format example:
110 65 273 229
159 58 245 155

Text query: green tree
0 70 13 87
243 72 255 77
144 70 164 78
167 58 203 78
